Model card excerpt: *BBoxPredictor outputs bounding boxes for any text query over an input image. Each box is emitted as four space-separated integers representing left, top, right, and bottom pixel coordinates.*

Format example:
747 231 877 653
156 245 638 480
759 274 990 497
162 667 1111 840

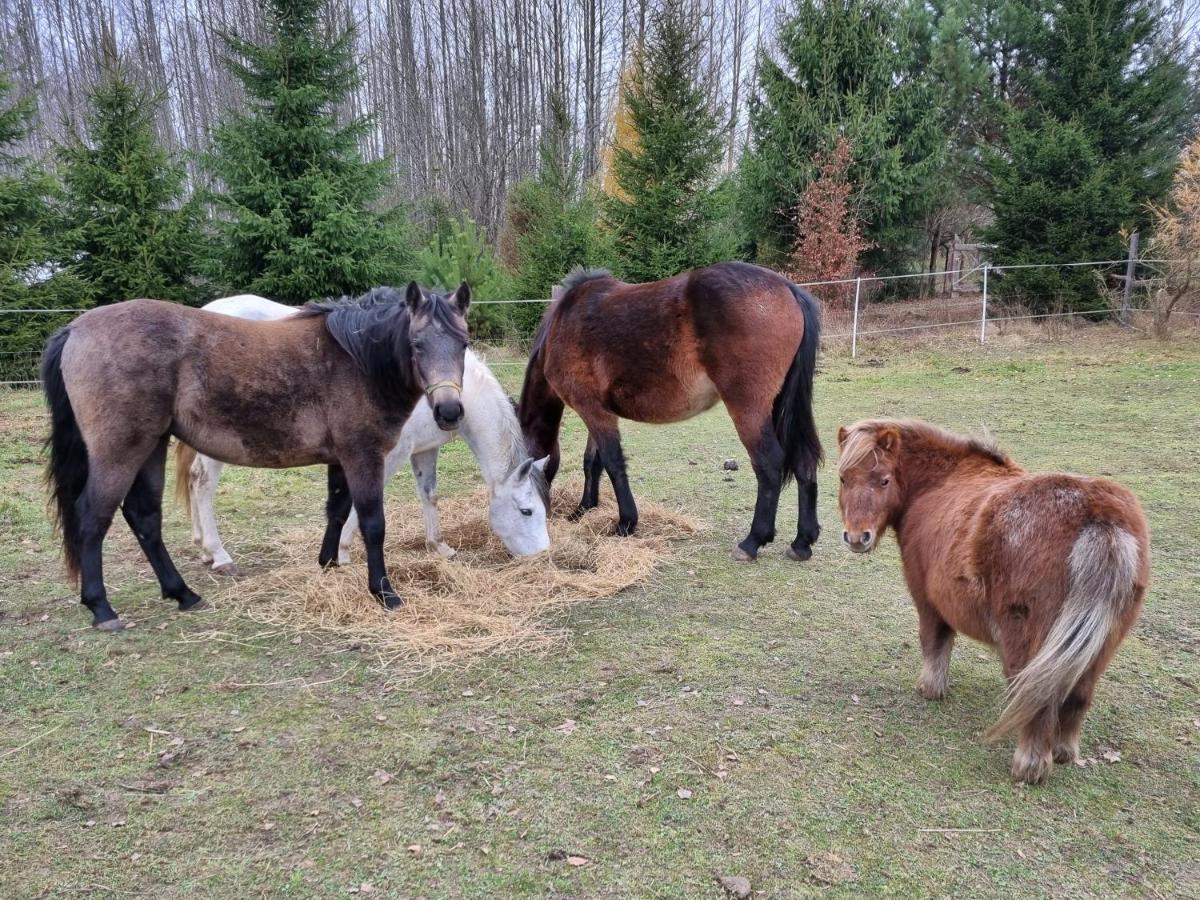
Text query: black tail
773 284 824 486
42 327 87 582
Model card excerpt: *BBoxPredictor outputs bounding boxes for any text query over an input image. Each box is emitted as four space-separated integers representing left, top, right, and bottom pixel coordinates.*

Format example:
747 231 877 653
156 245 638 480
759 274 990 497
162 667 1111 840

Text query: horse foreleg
411 447 454 557
342 457 400 609
915 602 955 699
123 437 204 613
319 465 354 567
569 436 603 521
585 415 637 536
338 444 410 564
190 455 237 575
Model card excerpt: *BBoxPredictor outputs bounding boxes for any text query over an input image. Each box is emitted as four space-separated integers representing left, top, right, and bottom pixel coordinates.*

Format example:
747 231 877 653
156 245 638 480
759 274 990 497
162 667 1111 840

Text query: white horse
180 294 550 574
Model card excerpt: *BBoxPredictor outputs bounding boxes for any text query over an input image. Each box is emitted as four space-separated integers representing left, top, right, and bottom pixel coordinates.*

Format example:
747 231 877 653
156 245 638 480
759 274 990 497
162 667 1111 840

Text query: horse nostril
862 531 872 545
842 530 850 544
438 400 463 422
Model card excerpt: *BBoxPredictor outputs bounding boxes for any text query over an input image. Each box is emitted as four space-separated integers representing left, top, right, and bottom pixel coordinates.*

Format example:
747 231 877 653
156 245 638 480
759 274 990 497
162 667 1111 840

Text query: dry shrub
787 137 871 308
208 483 700 673
1147 134 1200 338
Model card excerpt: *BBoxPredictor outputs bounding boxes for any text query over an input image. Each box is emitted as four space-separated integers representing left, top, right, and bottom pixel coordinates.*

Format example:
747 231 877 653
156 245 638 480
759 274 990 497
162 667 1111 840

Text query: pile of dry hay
208 482 700 672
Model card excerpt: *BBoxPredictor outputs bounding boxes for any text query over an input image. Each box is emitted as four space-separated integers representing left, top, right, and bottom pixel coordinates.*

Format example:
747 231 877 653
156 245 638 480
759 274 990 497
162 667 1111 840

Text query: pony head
836 421 903 553
489 456 551 556
407 281 471 430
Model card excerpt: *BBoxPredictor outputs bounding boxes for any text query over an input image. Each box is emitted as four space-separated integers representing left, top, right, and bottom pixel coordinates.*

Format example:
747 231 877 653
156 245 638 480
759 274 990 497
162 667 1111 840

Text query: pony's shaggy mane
839 418 1013 474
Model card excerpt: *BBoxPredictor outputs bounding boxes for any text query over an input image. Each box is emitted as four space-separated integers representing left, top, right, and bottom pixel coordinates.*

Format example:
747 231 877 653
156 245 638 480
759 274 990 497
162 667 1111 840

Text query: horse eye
881 477 890 487
520 508 533 517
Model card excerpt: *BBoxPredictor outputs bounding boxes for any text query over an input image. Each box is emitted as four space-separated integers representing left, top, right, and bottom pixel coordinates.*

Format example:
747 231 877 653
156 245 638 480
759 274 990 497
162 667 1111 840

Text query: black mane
298 287 467 406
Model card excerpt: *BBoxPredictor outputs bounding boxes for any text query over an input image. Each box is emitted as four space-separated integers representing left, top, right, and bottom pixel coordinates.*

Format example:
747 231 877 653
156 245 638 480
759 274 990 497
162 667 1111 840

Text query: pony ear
533 456 550 473
515 456 535 480
836 425 849 448
876 426 901 456
406 281 426 315
452 281 471 314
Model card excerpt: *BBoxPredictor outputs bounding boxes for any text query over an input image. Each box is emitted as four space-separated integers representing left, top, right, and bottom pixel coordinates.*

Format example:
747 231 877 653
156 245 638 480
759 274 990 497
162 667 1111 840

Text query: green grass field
1 334 1197 898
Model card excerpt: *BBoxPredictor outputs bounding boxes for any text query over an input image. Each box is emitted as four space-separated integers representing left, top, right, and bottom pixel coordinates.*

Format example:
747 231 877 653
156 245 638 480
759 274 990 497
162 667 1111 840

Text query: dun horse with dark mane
837 419 1149 783
519 263 823 561
42 283 470 630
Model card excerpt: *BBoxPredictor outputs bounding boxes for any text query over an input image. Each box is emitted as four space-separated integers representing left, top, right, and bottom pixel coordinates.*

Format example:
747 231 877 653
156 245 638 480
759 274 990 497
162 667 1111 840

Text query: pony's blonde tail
173 441 198 511
985 524 1141 741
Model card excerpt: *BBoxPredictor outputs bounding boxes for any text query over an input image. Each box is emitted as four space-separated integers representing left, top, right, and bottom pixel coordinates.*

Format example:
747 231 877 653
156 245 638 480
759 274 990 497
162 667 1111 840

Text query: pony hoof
567 508 587 522
785 544 813 562
615 521 637 537
379 593 404 611
731 546 756 562
178 595 207 612
93 617 125 633
1011 750 1053 785
212 563 240 577
1053 743 1080 765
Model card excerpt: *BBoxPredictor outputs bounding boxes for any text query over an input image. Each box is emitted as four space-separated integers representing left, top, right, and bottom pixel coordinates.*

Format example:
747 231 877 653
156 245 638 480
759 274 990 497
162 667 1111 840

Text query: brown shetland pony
836 419 1149 783
41 283 470 631
519 263 823 561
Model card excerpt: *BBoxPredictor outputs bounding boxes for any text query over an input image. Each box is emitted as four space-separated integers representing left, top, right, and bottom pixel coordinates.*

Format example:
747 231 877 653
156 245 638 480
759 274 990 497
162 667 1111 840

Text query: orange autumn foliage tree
1147 134 1200 337
787 137 870 308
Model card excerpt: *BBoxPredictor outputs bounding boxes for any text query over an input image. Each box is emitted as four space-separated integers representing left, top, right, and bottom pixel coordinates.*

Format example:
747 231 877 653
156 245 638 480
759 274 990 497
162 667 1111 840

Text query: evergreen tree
983 0 1193 312
205 0 410 302
739 0 945 273
58 52 199 306
604 0 729 282
0 56 84 375
413 216 513 340
505 93 608 335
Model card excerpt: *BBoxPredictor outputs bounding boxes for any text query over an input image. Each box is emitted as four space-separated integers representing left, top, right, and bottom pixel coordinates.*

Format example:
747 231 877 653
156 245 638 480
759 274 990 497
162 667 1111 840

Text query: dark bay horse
519 262 823 561
837 419 1149 783
42 283 470 630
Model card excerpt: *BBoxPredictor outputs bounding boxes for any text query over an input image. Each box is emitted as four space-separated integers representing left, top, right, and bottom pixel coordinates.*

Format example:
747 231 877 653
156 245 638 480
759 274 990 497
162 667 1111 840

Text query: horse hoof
615 521 637 537
731 546 756 562
436 544 457 559
178 595 207 612
785 544 813 562
212 563 240 577
93 617 125 633
379 593 404 611
568 507 588 523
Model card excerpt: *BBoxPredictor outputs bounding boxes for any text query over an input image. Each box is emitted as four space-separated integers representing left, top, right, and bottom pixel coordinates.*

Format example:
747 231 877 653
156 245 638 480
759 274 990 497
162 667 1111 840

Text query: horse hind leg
190 455 237 575
569 436 603 521
916 602 955 700
786 467 821 562
724 410 785 561
122 438 204 613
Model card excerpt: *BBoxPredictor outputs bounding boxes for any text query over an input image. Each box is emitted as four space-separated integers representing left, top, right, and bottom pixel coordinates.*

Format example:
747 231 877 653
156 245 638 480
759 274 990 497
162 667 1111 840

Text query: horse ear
533 456 550 473
876 426 901 456
406 281 425 315
836 425 849 448
452 281 471 314
515 456 535 480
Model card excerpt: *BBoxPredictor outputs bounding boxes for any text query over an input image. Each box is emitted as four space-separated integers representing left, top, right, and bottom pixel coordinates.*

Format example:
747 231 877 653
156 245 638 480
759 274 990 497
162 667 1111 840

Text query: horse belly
605 369 719 424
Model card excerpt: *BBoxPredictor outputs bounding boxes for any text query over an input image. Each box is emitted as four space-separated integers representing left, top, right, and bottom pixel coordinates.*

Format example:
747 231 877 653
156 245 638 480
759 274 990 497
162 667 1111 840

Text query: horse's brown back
60 299 404 469
540 263 805 425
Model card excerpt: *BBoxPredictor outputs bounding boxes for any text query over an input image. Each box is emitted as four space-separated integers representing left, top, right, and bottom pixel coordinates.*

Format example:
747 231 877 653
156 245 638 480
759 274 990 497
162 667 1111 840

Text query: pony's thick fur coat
837 418 1149 784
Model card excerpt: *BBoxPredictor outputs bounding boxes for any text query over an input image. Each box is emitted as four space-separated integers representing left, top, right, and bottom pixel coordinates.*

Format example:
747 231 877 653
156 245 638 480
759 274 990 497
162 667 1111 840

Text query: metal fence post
851 277 862 358
1121 231 1138 327
979 264 990 344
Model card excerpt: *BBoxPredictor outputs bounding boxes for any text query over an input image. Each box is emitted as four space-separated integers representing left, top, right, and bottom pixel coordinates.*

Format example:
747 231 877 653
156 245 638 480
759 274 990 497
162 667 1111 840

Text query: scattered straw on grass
207 481 700 673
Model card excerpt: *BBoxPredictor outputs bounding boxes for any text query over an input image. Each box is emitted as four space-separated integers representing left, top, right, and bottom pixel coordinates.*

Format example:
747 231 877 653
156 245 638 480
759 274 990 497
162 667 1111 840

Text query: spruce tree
205 0 410 302
739 0 945 272
604 0 728 282
506 93 608 334
58 52 198 306
0 56 82 373
983 0 1193 312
